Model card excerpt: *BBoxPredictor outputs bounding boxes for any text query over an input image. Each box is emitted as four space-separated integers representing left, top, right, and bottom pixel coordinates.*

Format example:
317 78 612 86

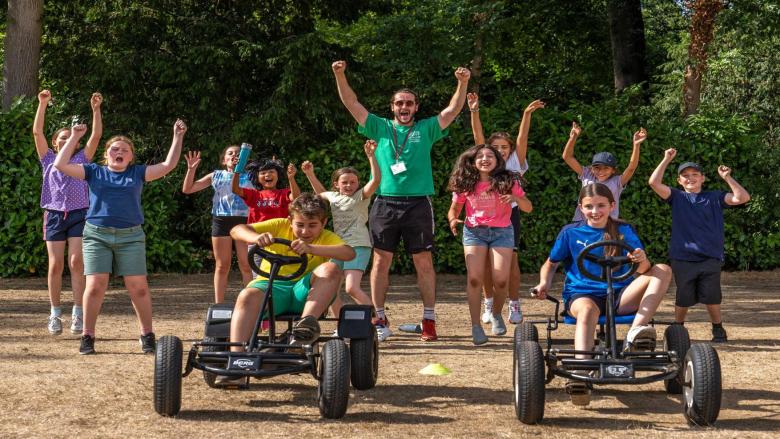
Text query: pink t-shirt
453 181 525 228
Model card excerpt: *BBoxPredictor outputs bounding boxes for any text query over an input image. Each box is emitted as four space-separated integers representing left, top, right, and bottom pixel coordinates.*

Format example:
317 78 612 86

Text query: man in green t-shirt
332 60 470 342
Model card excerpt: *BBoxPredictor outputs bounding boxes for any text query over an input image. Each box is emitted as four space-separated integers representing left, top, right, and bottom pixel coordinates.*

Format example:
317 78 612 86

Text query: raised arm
438 67 471 130
647 148 675 200
146 119 187 182
620 127 646 186
32 90 52 160
718 165 751 205
53 124 87 180
300 161 328 194
467 93 485 145
84 92 103 160
181 151 213 194
231 171 245 198
287 163 301 200
561 122 583 176
332 60 369 126
532 258 560 300
361 140 381 198
515 99 545 166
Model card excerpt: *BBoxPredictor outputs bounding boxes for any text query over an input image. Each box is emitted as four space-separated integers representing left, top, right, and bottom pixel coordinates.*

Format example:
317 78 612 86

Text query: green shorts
82 222 147 276
248 272 313 317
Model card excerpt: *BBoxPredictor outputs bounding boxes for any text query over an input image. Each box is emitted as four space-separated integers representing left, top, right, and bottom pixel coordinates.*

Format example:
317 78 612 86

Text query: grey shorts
82 222 147 276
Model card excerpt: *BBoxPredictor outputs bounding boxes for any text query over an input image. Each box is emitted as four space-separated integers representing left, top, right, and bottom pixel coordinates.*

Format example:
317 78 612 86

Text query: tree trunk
682 0 724 117
607 0 648 92
3 0 44 110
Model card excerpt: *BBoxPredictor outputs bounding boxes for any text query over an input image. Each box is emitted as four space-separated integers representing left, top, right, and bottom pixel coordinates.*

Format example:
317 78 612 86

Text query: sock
509 299 520 308
72 305 83 317
423 307 435 321
484 297 494 309
141 326 154 336
51 306 62 318
712 322 723 327
83 328 95 337
375 308 386 321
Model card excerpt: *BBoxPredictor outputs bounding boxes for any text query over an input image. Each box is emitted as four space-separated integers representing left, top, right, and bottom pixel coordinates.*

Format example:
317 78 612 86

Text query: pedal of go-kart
337 305 373 339
214 375 249 389
623 338 657 353
565 380 591 406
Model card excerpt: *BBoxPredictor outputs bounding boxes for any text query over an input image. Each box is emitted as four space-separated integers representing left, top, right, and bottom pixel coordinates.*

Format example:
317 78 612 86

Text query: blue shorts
462 225 515 249
564 288 627 318
332 246 371 272
82 223 147 276
43 208 87 241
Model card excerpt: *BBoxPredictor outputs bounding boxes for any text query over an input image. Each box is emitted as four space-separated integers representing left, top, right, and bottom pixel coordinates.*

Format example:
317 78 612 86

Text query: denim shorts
332 246 371 272
462 224 515 248
82 222 147 276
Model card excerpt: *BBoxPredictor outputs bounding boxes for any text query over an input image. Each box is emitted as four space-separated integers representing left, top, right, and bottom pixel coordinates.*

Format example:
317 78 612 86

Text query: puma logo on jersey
576 239 589 247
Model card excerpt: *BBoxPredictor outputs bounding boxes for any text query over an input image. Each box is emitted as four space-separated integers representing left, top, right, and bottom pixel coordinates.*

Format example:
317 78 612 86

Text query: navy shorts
43 208 87 241
211 215 248 237
671 258 723 306
565 288 627 318
369 195 434 254
510 206 521 251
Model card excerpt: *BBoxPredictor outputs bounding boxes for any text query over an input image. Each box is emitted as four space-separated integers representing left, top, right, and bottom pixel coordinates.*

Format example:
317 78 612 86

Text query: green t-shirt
358 113 447 196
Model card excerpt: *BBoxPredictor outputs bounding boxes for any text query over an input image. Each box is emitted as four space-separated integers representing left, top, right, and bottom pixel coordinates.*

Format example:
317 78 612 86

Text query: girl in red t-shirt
231 157 301 223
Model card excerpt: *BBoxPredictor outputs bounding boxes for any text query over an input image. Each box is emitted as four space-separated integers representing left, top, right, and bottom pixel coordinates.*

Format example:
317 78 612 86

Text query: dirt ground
1 271 779 438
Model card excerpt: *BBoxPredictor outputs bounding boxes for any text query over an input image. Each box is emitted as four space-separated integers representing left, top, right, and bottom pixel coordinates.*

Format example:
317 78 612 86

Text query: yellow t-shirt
250 218 345 280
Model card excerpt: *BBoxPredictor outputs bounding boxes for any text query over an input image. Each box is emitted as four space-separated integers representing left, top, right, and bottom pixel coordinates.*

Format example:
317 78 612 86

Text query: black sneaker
711 325 727 343
140 332 157 353
79 335 96 355
291 316 321 345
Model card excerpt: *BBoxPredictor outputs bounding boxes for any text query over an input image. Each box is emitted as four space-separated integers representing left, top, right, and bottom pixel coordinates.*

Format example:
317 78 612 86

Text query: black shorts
369 195 434 254
211 215 248 237
671 258 723 307
510 206 521 251
564 289 626 318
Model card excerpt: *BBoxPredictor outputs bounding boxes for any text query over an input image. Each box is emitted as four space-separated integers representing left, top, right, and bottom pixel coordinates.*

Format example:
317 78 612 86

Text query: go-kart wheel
201 336 221 388
154 335 183 416
512 323 539 388
248 240 307 281
514 340 545 424
682 343 722 426
318 339 350 419
349 325 378 390
576 240 638 282
663 324 690 394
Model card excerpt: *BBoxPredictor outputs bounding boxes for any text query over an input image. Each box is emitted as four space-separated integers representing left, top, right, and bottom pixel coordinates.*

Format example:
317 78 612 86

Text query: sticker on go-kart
230 357 258 370
343 310 367 320
211 309 232 319
602 364 634 378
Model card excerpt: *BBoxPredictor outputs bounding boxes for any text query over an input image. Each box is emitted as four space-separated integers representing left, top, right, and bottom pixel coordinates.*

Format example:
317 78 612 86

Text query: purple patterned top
40 149 90 212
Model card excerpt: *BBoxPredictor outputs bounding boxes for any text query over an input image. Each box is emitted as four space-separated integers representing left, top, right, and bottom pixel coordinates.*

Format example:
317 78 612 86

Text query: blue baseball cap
677 161 703 174
591 152 617 168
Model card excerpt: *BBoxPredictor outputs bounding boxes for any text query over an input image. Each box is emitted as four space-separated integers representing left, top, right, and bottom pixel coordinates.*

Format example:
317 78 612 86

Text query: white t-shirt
321 190 371 247
505 151 528 208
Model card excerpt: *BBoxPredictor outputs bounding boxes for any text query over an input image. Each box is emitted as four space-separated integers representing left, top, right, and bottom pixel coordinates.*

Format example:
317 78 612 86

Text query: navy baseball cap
591 152 617 168
677 161 703 174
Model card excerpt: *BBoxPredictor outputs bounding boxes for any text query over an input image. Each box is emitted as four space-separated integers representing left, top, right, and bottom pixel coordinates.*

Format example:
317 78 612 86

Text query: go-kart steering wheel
248 239 308 281
576 240 638 282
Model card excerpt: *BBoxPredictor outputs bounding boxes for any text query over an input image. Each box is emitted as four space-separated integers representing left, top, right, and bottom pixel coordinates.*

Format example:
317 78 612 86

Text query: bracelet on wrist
469 108 479 112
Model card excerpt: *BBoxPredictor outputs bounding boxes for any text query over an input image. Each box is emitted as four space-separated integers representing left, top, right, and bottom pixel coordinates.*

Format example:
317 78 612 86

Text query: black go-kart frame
513 240 721 426
153 239 379 419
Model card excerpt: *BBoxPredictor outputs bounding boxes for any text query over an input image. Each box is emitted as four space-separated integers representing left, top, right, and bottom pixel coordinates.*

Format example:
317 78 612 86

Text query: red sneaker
421 318 438 341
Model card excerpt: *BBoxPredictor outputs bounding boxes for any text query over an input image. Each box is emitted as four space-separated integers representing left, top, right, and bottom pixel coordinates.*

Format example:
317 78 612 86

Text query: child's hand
633 127 647 145
663 148 677 161
90 92 103 110
448 217 462 236
332 60 347 74
524 99 545 113
255 233 274 248
173 119 187 136
570 122 581 138
499 194 514 204
467 92 479 112
301 160 314 175
290 239 310 255
454 67 471 83
364 139 377 156
287 162 297 178
718 165 731 179
531 284 548 300
38 90 52 105
185 151 200 169
629 248 647 264
70 124 88 139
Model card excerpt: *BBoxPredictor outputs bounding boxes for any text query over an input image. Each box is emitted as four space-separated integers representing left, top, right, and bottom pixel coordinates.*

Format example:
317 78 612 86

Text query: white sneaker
481 301 492 324
47 316 63 335
508 302 523 324
70 315 83 334
373 317 392 342
625 325 657 351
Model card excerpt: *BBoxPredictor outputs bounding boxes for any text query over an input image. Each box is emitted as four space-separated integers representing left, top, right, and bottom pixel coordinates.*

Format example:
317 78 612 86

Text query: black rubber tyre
514 340 545 424
516 322 539 343
154 335 183 416
663 324 690 394
318 339 350 419
682 343 722 426
349 325 378 390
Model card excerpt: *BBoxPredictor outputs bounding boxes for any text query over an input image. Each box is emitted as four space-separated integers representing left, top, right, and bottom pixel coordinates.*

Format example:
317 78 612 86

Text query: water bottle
234 142 252 173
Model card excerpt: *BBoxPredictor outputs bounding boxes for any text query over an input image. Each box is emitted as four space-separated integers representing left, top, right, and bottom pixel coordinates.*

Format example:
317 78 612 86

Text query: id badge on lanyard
391 123 414 175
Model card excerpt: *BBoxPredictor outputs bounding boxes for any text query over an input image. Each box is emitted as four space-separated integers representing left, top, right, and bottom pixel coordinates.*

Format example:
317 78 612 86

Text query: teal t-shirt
358 113 447 196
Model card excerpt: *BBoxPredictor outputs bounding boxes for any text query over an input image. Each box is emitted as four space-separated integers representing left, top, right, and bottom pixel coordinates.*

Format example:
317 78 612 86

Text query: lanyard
391 122 415 162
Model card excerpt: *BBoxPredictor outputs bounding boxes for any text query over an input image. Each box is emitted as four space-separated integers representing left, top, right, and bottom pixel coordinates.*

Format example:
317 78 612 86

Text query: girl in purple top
33 89 103 336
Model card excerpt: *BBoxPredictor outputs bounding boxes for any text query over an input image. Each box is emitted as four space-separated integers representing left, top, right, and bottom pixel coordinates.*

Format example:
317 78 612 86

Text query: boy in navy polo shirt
648 148 750 342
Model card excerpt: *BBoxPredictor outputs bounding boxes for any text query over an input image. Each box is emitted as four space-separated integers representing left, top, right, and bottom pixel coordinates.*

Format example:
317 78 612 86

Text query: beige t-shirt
322 190 371 247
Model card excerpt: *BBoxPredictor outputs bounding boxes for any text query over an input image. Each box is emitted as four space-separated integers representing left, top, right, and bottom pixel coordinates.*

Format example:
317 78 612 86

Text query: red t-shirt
241 188 291 223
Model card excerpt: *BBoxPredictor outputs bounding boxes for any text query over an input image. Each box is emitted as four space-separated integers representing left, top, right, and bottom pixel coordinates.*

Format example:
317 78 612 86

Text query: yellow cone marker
419 363 451 376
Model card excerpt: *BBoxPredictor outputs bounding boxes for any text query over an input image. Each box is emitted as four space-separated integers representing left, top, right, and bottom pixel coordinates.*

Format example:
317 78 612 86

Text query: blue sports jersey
549 221 644 303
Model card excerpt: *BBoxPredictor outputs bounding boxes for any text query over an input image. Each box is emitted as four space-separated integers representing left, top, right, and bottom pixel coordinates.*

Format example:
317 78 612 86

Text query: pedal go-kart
153 239 379 419
513 240 721 426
